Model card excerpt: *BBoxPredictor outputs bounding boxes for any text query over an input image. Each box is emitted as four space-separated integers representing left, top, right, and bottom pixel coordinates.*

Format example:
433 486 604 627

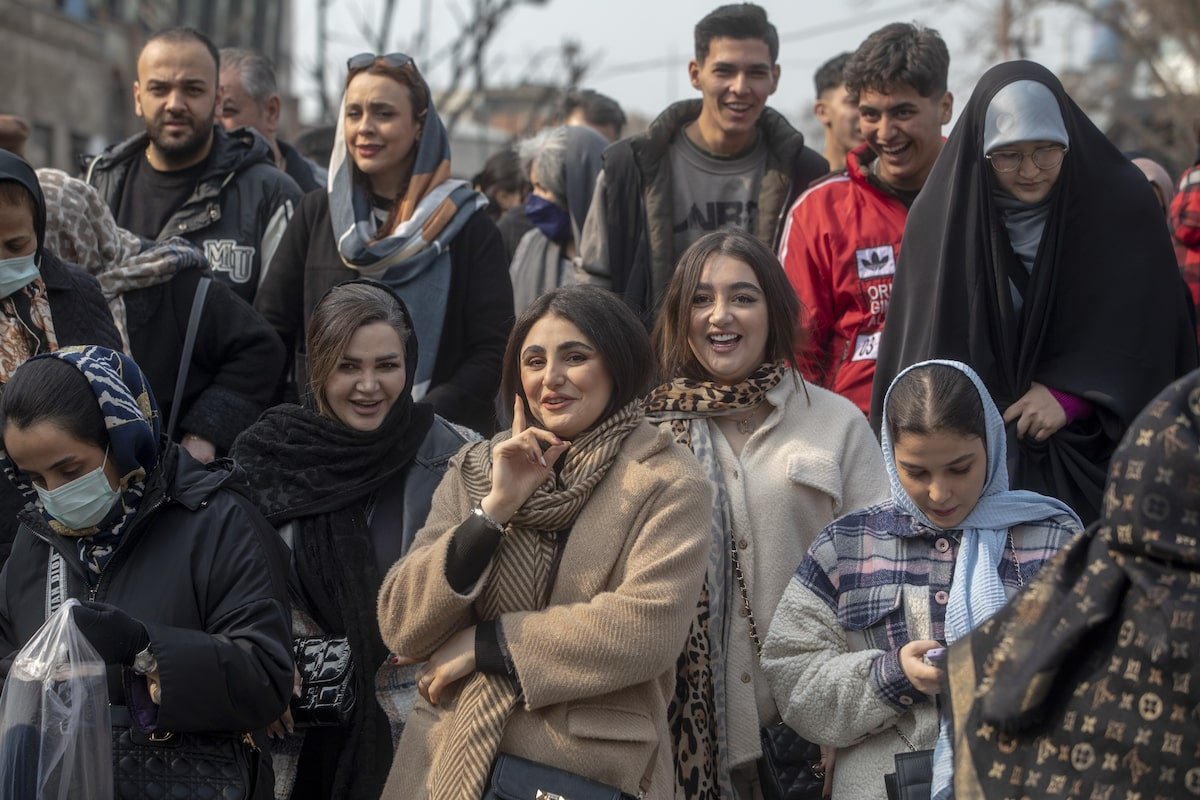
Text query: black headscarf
945 367 1200 798
229 279 433 800
0 149 45 257
871 60 1197 523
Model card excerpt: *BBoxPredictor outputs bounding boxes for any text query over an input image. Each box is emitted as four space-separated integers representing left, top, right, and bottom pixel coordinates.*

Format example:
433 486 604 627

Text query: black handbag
758 721 825 800
290 635 356 727
730 534 825 800
111 708 258 800
883 748 934 800
482 753 638 800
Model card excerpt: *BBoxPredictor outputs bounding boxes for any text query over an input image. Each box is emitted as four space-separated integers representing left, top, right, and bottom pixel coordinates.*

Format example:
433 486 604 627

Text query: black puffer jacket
40 251 123 351
85 126 303 303
125 266 286 452
0 444 293 738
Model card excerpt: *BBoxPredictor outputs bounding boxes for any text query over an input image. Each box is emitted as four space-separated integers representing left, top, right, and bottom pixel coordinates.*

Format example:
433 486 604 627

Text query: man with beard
85 28 301 303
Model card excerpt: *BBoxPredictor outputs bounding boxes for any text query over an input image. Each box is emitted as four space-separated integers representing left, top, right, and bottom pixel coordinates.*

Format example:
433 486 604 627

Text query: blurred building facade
0 0 294 171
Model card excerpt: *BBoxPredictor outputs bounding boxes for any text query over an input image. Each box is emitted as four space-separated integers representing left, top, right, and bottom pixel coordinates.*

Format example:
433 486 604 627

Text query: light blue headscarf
880 360 1080 799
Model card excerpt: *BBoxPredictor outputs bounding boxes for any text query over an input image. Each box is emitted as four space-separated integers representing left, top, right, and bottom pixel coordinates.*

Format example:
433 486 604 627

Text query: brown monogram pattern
948 373 1200 799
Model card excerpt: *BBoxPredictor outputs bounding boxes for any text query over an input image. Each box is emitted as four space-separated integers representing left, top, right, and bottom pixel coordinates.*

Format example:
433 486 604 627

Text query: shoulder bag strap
165 276 211 442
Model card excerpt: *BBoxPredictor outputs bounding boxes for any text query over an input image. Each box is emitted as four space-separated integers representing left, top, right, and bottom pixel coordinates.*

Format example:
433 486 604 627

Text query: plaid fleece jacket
778 500 1078 713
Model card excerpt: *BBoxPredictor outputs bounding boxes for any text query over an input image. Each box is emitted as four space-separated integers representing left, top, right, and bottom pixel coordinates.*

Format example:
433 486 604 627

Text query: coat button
739 538 749 549
209 208 218 219
899 695 914 706
935 538 950 553
741 673 752 684
935 590 949 605
732 469 739 479
739 607 749 617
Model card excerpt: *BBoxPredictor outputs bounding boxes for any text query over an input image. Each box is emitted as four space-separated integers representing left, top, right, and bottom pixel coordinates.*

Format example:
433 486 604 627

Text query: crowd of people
0 3 1197 800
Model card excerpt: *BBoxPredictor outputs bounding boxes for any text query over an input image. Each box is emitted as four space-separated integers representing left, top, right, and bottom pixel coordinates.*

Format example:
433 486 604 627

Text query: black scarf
871 60 1197 524
229 283 433 800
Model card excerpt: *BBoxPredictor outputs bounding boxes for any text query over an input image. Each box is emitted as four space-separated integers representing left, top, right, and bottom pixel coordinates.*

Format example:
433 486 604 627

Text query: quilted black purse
112 717 258 800
758 721 825 800
291 635 356 727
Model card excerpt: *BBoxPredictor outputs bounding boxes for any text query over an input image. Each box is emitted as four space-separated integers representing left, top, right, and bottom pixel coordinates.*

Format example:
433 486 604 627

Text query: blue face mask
524 195 572 243
34 448 122 531
0 253 40 299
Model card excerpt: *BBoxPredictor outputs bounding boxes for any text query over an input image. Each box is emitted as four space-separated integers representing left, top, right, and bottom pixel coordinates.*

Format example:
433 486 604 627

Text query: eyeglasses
347 52 414 72
986 145 1068 173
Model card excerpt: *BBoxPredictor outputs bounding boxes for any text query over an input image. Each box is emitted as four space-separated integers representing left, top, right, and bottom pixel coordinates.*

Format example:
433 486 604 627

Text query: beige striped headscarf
429 402 644 799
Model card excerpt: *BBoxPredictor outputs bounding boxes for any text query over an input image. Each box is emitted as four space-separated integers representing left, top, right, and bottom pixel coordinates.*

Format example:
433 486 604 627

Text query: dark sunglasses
347 52 414 71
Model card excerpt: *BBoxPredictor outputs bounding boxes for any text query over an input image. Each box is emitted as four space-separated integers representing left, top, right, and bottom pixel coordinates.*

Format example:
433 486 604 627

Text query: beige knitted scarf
428 401 644 799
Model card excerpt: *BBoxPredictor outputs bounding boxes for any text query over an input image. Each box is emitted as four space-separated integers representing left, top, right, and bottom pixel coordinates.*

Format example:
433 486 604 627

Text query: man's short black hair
814 52 852 97
559 89 627 138
694 3 779 65
142 27 221 79
843 22 949 100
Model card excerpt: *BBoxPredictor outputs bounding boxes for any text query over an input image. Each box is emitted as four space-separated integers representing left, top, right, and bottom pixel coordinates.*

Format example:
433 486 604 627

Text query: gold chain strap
730 529 762 657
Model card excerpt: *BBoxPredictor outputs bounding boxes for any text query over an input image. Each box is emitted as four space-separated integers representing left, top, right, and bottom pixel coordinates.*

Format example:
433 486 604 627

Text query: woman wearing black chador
871 60 1197 523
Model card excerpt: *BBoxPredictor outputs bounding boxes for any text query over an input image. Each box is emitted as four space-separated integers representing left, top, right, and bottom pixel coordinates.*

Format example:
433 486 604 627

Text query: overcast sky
292 0 1088 139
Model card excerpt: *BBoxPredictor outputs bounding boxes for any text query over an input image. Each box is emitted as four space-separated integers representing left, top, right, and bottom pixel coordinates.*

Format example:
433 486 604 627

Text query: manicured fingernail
539 454 547 467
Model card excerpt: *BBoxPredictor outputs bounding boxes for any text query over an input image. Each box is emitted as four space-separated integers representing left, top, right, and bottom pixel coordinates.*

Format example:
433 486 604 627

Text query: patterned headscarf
328 55 488 400
946 367 1200 799
0 346 160 578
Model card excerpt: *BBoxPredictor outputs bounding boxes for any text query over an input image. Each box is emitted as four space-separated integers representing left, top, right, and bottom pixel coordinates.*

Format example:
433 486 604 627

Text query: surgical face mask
34 448 121 531
0 253 40 299
524 195 571 243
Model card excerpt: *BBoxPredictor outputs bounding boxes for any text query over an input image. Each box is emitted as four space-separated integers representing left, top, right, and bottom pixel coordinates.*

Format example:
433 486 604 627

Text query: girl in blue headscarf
762 360 1082 799
0 345 292 799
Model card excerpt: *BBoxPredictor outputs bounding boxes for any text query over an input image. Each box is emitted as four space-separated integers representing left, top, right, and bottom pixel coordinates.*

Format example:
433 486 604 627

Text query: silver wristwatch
472 504 505 533
131 643 158 675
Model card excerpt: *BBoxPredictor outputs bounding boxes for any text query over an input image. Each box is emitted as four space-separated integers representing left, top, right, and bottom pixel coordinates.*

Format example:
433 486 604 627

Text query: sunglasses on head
347 52 414 72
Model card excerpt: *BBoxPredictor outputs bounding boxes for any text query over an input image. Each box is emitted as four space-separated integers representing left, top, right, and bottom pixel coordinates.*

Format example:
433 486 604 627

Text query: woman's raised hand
479 396 571 524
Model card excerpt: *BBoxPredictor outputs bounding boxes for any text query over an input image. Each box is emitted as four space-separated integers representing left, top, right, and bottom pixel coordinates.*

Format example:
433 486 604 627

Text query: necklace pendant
736 417 754 435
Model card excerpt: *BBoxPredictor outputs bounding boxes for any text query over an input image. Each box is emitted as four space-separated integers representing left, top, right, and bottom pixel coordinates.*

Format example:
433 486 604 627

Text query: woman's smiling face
687 254 769 385
519 314 613 439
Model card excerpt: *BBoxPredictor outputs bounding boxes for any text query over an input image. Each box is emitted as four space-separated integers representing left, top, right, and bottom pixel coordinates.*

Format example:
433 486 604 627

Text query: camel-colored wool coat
377 421 712 799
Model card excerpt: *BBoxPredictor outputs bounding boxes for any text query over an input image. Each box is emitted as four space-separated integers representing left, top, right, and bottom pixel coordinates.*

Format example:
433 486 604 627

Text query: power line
594 1 938 78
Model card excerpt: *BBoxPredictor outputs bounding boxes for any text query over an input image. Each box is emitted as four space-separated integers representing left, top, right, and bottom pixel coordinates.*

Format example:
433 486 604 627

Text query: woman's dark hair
500 285 655 425
885 363 986 444
1 357 107 448
654 228 802 382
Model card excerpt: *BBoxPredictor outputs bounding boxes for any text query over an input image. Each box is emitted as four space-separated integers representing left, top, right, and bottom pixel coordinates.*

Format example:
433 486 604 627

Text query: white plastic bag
0 598 112 799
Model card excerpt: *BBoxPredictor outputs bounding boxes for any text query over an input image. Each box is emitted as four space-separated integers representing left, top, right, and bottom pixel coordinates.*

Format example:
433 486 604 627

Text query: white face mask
0 253 40 299
33 448 121 531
